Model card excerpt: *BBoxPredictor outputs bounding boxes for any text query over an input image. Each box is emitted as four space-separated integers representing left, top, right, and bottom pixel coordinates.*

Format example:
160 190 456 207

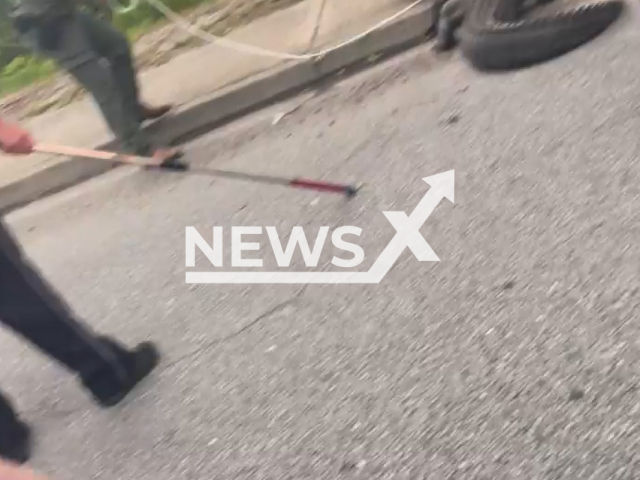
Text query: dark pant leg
16 13 152 154
0 220 129 394
66 56 153 155
73 11 145 124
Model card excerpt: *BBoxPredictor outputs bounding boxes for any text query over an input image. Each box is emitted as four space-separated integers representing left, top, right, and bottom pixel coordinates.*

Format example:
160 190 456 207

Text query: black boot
0 419 31 464
0 393 32 464
82 338 160 408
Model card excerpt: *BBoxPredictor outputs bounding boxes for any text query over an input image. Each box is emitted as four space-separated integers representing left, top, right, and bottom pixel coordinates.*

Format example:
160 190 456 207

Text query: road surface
2 11 640 480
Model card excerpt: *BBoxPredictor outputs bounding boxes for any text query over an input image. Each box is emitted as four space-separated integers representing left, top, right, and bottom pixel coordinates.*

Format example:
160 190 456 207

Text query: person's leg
63 51 157 156
73 10 171 124
0 391 30 464
15 14 146 154
0 219 160 408
15 13 178 159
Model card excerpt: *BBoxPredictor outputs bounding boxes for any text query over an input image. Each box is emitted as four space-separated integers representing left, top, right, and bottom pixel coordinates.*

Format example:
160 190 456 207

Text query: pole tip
160 158 189 171
344 184 361 198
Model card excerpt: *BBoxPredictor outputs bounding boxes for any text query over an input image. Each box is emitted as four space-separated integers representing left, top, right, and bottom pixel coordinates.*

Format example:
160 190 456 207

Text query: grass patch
0 56 58 96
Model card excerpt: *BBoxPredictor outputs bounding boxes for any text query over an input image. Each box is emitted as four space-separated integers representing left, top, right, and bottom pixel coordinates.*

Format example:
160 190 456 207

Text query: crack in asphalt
162 285 309 371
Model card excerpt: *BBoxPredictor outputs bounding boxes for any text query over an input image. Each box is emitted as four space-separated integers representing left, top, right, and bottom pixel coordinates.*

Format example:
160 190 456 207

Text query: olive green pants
18 11 154 154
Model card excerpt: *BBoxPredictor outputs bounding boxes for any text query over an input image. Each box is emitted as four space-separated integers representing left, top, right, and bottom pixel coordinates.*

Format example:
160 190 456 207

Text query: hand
0 120 34 155
0 459 49 480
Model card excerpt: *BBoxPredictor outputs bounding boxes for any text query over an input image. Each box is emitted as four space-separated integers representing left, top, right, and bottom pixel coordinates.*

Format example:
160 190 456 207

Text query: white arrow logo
186 170 454 284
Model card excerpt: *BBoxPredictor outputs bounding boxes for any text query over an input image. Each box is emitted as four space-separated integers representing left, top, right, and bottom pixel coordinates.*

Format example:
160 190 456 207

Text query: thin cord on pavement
141 0 427 60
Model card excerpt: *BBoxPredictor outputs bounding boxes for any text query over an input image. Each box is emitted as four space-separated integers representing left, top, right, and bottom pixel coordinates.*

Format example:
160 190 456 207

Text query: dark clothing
14 10 154 155
0 218 130 430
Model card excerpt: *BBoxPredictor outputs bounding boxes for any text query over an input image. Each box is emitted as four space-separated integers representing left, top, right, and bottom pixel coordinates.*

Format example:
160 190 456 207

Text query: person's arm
0 459 48 480
0 118 34 155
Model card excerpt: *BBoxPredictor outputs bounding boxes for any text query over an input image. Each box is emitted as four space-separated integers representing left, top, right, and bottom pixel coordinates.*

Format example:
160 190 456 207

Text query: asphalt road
2 10 640 479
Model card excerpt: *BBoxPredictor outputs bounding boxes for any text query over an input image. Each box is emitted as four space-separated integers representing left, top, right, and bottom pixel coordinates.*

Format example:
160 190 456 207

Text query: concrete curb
0 1 435 215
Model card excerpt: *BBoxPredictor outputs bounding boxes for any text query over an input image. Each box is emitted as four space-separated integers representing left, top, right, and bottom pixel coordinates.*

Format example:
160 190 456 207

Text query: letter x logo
383 210 439 262
368 172 454 276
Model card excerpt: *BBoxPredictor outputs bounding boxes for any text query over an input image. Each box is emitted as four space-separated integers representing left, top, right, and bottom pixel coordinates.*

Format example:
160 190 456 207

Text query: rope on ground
141 0 427 60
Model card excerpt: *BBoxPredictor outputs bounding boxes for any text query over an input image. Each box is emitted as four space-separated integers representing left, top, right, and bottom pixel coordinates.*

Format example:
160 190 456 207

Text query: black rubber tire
459 0 624 71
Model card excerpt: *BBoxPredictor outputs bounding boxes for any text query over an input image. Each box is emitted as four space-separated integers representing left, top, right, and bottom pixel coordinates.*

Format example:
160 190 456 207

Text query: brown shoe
140 103 172 121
